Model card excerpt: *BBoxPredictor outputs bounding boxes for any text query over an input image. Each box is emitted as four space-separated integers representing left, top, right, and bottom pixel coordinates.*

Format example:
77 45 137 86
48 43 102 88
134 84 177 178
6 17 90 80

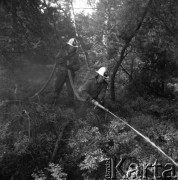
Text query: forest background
0 0 178 179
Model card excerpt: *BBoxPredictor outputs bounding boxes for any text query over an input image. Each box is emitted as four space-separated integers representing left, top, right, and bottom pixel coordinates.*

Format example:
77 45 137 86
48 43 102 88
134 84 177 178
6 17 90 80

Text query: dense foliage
0 0 178 179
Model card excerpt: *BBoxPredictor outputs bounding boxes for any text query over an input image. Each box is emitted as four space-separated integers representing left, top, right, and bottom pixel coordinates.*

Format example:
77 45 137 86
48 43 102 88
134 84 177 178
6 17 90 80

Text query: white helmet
96 67 109 79
66 38 78 47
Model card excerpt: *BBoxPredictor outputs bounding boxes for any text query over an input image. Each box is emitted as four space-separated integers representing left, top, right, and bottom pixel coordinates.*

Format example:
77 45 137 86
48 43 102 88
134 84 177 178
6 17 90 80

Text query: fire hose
66 65 178 167
90 100 178 168
31 55 178 167
67 60 85 102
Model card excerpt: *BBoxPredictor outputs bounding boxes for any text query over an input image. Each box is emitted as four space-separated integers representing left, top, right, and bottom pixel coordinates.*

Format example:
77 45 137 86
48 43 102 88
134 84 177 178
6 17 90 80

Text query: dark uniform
79 76 108 103
55 48 80 100
77 76 108 117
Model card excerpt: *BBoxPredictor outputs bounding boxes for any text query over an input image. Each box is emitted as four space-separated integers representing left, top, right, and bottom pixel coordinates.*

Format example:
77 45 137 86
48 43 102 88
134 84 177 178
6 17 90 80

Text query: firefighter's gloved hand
98 99 104 105
91 99 99 107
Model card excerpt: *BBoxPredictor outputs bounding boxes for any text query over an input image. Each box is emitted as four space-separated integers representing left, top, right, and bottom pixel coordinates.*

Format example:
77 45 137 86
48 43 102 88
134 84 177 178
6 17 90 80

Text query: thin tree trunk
50 120 70 162
121 64 142 96
110 41 130 101
130 58 134 82
110 0 153 101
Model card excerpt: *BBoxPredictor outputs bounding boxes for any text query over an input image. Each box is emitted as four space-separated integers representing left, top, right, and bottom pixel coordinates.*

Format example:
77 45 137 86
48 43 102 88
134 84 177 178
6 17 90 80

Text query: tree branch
120 64 141 96
50 120 71 162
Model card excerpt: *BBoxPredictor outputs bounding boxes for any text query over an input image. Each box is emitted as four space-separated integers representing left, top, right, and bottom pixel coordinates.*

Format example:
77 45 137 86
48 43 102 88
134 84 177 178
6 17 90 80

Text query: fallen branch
50 120 71 162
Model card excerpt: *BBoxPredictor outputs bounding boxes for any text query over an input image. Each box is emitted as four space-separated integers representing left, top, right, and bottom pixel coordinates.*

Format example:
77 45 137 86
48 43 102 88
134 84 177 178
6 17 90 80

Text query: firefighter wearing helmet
77 67 109 115
54 38 80 103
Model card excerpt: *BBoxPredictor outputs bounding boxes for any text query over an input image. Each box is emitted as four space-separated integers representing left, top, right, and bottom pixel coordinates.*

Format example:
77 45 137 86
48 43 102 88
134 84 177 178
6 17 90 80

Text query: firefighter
54 38 80 102
77 67 109 116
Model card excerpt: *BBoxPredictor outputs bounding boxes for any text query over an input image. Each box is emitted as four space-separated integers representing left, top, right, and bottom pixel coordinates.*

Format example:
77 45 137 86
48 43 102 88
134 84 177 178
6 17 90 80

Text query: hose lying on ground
94 102 178 168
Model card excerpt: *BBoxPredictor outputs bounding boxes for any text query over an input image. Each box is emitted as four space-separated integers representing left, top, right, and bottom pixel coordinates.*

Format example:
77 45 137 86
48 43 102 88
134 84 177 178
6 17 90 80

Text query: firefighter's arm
78 81 92 101
79 82 100 107
55 50 61 59
70 53 80 71
55 50 66 66
80 90 93 102
97 83 108 104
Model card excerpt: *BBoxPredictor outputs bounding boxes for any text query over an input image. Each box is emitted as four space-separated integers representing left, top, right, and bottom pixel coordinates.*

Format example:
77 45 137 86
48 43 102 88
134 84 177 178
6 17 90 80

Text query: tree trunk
121 64 142 96
50 120 70 162
110 42 130 101
130 58 134 82
110 0 153 101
